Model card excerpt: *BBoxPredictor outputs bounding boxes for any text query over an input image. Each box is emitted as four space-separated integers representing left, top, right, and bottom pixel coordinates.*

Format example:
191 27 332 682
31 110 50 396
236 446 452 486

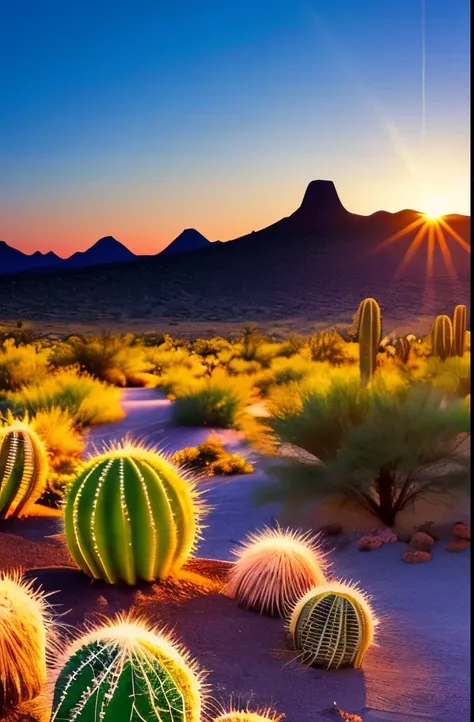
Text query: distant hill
0 180 470 332
0 240 63 274
65 236 136 269
160 228 211 256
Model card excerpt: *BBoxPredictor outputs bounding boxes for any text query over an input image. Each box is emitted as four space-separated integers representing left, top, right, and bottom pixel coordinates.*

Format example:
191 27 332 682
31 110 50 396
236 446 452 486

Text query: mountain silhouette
65 236 135 268
160 228 211 256
0 240 63 274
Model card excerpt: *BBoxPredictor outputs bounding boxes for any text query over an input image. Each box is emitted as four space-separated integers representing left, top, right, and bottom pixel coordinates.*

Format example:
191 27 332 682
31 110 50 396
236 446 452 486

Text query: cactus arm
453 304 467 356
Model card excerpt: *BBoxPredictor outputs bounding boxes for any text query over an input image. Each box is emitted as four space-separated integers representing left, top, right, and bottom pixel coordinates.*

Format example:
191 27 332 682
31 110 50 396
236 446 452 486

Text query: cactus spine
50 616 203 722
289 581 376 670
0 421 48 519
431 315 453 360
357 298 382 386
452 305 467 357
64 442 203 585
0 571 52 709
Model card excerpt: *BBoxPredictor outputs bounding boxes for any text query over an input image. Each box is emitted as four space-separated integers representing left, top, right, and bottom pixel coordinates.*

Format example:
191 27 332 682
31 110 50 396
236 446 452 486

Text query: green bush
0 340 49 391
309 330 351 365
172 434 253 476
171 371 253 428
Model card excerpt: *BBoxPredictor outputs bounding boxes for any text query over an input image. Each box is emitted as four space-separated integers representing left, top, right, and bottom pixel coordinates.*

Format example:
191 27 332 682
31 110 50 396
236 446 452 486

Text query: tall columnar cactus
64 441 204 585
289 581 377 670
0 420 48 519
431 314 453 361
0 571 52 710
224 527 328 618
50 616 204 722
452 304 467 357
356 298 382 386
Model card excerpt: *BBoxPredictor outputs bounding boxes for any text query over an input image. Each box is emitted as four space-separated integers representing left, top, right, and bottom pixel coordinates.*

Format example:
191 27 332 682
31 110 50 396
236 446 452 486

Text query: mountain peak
160 228 211 256
299 180 347 213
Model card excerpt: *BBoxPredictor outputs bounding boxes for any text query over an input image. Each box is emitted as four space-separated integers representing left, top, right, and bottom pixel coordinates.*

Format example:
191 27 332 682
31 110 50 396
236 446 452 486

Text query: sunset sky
0 0 470 257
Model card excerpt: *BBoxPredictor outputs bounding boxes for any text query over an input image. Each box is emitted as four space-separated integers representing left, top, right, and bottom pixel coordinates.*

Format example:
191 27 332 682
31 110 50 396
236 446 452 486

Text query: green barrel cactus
452 304 467 357
289 581 376 669
356 298 382 386
64 442 203 585
50 616 203 722
431 314 453 360
0 421 48 519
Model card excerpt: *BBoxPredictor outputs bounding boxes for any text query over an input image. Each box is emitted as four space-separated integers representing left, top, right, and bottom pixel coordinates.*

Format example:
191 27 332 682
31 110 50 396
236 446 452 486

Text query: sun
423 198 446 222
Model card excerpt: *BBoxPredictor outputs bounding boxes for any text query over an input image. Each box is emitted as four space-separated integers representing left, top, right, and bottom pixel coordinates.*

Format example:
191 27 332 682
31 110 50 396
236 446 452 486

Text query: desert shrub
172 434 253 476
171 371 253 429
8 369 124 427
190 337 232 357
227 357 263 376
0 339 49 391
421 354 470 398
309 330 351 365
48 333 151 385
258 383 470 526
254 355 315 396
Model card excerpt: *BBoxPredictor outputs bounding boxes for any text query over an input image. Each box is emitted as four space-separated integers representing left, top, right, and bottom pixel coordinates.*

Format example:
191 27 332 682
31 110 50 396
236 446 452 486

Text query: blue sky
0 0 470 255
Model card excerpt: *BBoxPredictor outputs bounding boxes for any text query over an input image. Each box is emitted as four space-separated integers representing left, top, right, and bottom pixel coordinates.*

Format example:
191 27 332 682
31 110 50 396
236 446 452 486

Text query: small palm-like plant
0 415 49 519
289 580 377 669
50 615 205 721
64 440 205 585
0 571 54 710
224 526 328 617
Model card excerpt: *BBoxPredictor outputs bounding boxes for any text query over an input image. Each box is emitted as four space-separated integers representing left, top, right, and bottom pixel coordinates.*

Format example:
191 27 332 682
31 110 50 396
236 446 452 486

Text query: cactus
394 336 411 364
64 441 204 585
0 419 48 519
431 315 453 360
452 305 467 357
50 615 204 722
214 707 284 721
289 581 377 669
224 526 328 618
0 571 53 710
356 298 382 385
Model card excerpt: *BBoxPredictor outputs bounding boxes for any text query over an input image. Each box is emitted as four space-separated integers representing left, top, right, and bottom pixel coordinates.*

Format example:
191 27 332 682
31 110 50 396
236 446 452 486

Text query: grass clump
171 371 253 429
172 434 253 476
0 339 49 391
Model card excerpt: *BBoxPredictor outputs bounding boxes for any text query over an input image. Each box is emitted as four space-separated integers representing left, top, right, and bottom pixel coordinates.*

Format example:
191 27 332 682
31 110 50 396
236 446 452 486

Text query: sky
0 0 470 257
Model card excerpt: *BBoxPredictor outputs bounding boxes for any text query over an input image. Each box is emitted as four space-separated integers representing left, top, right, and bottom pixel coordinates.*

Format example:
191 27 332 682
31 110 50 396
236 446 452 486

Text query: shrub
289 580 377 669
0 417 49 519
8 370 125 427
65 441 204 584
172 435 253 476
172 371 253 429
258 383 470 526
225 526 328 617
227 357 263 376
50 615 204 722
0 571 54 709
254 356 314 396
190 337 232 357
309 330 350 366
0 340 49 391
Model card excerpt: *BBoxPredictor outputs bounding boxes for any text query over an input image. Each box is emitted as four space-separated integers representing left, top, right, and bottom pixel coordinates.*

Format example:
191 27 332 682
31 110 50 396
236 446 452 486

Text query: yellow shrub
0 340 49 391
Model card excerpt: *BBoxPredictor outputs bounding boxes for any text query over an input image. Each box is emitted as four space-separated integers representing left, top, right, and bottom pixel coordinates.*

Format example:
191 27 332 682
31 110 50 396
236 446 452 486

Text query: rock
446 539 470 552
452 522 470 540
402 550 432 563
357 536 383 551
320 523 343 536
409 531 435 552
367 526 398 544
415 521 440 542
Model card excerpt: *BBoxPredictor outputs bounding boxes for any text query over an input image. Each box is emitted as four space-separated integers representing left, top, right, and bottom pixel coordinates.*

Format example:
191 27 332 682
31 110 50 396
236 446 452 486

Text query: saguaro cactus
50 616 204 722
431 314 453 360
289 581 377 669
452 304 467 357
0 421 48 519
0 571 52 710
64 442 203 585
357 298 382 385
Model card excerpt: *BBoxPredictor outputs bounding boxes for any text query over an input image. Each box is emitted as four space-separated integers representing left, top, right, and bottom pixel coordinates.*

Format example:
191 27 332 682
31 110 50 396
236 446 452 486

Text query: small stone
446 539 470 552
402 550 432 563
409 531 435 552
452 522 470 540
96 595 108 608
320 523 343 536
357 536 383 551
415 521 440 542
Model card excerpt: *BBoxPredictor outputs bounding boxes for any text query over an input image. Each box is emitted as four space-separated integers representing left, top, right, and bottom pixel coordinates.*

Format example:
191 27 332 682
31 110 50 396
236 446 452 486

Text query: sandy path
84 388 469 722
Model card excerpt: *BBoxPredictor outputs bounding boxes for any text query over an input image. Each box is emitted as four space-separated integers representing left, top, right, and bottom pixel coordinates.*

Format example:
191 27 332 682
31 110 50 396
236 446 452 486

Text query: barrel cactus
394 336 411 364
356 298 382 386
50 615 204 722
452 304 467 357
213 706 284 721
431 314 453 360
289 581 377 669
224 526 328 618
64 441 204 585
0 419 48 519
0 571 53 710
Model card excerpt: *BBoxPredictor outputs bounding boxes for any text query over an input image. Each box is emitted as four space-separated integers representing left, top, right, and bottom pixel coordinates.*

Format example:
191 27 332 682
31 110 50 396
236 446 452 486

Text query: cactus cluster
0 420 49 519
356 298 382 386
64 441 203 585
225 527 328 618
50 616 204 722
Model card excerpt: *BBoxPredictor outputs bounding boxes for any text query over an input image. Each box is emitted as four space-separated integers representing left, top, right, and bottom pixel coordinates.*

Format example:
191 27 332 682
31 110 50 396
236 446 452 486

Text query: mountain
160 228 211 256
0 180 470 332
64 236 136 269
0 240 63 274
